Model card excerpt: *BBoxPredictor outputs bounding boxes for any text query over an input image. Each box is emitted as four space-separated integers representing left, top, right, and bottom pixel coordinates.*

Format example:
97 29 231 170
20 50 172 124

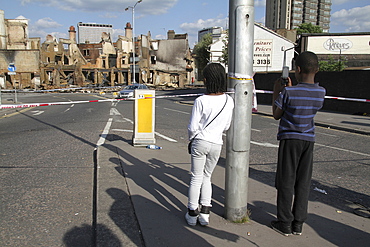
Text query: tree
193 33 213 79
296 23 323 35
319 55 347 71
220 30 229 66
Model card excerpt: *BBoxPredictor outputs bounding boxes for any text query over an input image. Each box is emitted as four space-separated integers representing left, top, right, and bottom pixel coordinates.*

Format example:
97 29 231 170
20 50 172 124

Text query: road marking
315 143 370 157
154 132 177 142
163 107 190 115
112 129 133 132
110 108 121 116
317 132 337 137
251 141 279 148
112 129 178 143
123 117 133 124
32 110 44 115
64 104 74 113
96 118 113 147
0 107 32 119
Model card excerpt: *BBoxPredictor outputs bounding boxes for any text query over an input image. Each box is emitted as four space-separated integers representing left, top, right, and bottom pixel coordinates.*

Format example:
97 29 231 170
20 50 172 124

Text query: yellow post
133 89 155 146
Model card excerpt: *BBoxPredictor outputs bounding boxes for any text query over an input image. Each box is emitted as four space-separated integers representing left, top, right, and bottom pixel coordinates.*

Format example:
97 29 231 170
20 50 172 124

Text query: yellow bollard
133 89 156 146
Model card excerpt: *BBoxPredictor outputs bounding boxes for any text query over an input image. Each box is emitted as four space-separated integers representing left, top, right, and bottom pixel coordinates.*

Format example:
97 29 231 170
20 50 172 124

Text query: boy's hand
274 77 292 92
272 77 291 120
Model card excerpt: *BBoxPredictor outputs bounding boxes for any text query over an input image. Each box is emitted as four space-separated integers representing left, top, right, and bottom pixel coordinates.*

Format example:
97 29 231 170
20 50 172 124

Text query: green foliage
193 33 213 76
220 30 229 66
296 23 323 35
319 55 347 71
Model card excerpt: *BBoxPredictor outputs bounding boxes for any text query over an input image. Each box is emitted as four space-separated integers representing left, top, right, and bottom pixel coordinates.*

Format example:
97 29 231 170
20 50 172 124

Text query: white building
209 23 296 73
77 22 113 44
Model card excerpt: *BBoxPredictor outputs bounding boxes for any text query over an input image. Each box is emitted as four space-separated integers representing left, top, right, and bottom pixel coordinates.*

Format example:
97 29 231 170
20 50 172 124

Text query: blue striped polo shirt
275 82 326 142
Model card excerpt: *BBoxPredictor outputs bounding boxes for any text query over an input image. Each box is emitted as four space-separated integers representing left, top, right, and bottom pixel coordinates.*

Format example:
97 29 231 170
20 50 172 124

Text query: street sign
8 72 16 75
8 64 16 72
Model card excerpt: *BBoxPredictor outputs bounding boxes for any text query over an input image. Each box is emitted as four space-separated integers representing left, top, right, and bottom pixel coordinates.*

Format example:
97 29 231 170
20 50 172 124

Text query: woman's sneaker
199 206 210 226
185 209 199 226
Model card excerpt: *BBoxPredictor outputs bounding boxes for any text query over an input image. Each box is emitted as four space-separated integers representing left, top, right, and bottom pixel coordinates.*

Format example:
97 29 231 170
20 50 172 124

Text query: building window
151 55 156 64
83 49 90 56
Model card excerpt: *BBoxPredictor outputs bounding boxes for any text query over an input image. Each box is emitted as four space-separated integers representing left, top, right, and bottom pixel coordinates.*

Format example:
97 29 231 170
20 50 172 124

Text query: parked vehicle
118 84 148 99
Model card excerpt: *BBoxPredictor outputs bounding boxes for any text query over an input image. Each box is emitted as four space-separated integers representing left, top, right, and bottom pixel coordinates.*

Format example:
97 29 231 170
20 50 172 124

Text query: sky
1 0 369 48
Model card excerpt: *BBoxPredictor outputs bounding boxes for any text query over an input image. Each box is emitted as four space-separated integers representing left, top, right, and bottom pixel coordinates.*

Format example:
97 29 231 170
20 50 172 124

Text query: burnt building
0 9 40 89
138 30 194 87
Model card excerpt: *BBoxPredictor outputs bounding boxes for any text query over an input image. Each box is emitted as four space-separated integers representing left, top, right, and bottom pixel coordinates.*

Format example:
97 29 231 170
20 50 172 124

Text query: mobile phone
281 66 289 85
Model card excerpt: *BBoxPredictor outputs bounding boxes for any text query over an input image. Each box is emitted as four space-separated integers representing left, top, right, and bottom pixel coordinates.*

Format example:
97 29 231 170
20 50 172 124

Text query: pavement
96 103 370 247
1 97 369 246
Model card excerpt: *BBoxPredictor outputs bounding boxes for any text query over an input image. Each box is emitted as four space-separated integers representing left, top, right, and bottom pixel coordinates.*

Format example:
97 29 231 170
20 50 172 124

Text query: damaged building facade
0 10 40 89
138 30 194 88
0 8 194 90
38 25 195 89
40 23 131 89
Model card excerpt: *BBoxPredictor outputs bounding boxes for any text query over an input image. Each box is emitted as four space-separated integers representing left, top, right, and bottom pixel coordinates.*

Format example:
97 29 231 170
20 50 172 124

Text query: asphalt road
1 90 369 246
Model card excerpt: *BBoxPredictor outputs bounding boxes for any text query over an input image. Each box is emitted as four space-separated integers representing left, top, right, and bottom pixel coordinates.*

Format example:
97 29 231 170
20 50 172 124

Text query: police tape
0 86 123 93
0 93 205 109
1 91 369 110
255 90 370 103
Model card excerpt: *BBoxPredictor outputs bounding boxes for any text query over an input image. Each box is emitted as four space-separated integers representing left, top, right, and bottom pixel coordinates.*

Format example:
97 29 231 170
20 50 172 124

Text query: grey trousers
187 139 222 210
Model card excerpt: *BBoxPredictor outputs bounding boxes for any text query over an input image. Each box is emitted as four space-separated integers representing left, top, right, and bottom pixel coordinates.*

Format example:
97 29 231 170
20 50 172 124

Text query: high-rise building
198 27 223 43
265 0 331 32
77 22 113 44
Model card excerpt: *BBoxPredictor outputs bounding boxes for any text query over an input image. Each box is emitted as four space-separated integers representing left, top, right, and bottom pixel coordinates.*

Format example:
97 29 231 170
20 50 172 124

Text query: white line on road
112 128 178 143
31 110 44 116
252 128 261 132
112 129 133 132
316 132 337 137
110 108 121 115
251 141 279 148
163 107 190 115
96 118 113 147
123 117 133 124
155 132 178 142
63 104 74 113
315 143 370 157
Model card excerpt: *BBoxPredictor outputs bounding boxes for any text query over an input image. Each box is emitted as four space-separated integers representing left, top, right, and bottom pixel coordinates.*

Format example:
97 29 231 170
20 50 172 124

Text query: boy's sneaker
292 221 303 235
185 209 199 226
271 220 292 236
199 206 210 226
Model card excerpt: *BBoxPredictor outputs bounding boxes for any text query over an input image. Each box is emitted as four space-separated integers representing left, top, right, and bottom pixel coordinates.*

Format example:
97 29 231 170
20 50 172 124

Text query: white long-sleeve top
188 94 234 145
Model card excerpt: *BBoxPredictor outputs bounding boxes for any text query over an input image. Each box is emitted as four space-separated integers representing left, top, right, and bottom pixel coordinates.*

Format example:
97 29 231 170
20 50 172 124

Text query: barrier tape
255 90 370 103
0 86 123 93
0 93 205 109
1 91 369 110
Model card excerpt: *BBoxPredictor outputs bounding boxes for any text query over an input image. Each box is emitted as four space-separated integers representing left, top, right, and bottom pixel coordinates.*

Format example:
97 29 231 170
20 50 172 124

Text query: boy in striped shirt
271 51 326 236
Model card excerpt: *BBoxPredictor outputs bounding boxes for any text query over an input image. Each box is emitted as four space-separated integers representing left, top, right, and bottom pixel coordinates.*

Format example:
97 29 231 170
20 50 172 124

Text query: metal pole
132 6 136 84
225 0 254 222
126 0 142 84
14 79 17 104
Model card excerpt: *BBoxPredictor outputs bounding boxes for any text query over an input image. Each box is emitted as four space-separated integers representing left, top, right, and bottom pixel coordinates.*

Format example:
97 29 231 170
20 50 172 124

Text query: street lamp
125 0 142 84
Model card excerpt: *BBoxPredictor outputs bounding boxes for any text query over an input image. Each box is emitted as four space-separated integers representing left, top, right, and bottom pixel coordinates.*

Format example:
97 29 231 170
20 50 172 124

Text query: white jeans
187 139 222 210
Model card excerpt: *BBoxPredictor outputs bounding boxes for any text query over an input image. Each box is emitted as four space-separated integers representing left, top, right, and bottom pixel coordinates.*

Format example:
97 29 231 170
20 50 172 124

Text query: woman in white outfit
186 63 234 226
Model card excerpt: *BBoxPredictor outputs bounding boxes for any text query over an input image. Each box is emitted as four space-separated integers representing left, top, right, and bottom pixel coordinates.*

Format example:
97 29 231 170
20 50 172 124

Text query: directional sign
8 64 16 72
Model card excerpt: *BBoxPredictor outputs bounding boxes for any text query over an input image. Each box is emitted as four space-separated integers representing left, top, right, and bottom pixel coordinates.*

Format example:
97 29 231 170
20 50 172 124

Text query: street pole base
225 206 250 223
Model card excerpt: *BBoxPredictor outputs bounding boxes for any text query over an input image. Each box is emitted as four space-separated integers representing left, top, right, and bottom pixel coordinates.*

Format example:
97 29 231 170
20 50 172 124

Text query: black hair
202 63 227 94
295 51 319 74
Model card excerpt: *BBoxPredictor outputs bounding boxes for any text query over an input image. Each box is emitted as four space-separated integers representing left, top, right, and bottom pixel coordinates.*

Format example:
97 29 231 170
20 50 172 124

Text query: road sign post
7 63 17 103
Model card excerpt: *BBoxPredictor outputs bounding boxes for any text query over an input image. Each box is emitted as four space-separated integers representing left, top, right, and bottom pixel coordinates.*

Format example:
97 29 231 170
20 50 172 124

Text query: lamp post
125 0 142 84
